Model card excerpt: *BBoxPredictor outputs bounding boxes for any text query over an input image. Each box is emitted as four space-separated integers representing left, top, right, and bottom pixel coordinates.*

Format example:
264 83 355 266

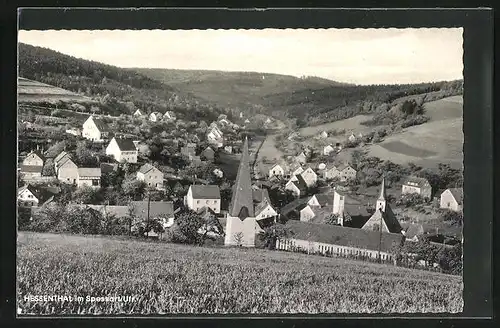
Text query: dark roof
252 188 271 204
78 167 101 177
447 188 463 205
19 184 58 204
20 165 43 173
229 137 254 218
202 147 215 155
100 163 118 174
292 175 308 192
403 176 431 188
312 193 335 207
90 116 110 132
281 197 309 216
130 201 174 218
114 138 137 151
190 185 221 199
344 204 371 218
405 223 425 239
362 204 402 234
285 220 405 253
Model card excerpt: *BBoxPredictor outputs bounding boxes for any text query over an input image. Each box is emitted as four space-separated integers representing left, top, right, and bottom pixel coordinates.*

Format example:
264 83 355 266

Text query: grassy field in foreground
17 232 463 315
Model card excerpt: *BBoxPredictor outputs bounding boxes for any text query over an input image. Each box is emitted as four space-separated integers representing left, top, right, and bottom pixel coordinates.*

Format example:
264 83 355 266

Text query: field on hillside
367 96 463 169
17 232 463 315
18 78 92 103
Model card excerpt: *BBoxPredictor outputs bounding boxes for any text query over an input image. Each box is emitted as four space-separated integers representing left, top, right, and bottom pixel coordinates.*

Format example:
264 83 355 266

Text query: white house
348 133 356 143
295 152 307 164
82 115 109 142
56 157 79 184
77 168 101 188
402 176 432 200
149 112 162 122
207 125 224 147
299 167 317 188
106 137 138 163
269 163 286 179
337 163 357 182
185 185 221 214
163 111 176 121
213 168 224 178
289 164 304 178
323 145 335 156
319 131 328 139
285 175 308 197
440 188 463 212
133 109 144 117
17 185 55 207
137 163 164 190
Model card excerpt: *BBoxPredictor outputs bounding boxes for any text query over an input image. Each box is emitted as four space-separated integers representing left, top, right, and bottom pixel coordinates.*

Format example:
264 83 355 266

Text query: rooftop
190 185 221 199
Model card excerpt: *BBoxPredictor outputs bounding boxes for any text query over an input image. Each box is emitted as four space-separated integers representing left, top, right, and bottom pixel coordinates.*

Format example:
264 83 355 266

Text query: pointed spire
378 176 387 201
229 136 254 218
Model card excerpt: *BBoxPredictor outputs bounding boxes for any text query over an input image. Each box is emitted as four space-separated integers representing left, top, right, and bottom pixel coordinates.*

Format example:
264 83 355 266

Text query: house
66 128 81 136
133 109 143 117
149 112 162 122
244 119 250 124
105 137 138 163
224 137 275 247
362 178 402 234
77 168 101 188
224 146 233 154
17 184 56 207
295 152 307 164
201 146 215 162
285 175 308 197
276 220 405 263
289 164 304 178
402 176 432 200
307 193 335 208
269 163 286 179
56 156 78 184
299 167 317 188
323 145 335 156
317 163 327 171
23 150 45 167
137 163 164 189
252 188 278 223
319 131 328 139
163 111 176 121
54 151 71 172
402 223 425 242
348 133 356 142
213 168 224 178
440 188 463 212
207 125 224 147
337 163 357 182
100 162 118 174
299 204 334 223
185 185 221 214
82 115 109 142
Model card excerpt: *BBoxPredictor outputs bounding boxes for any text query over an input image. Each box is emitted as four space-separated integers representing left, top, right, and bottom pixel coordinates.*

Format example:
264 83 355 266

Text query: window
197 200 200 204
206 200 209 204
92 179 99 186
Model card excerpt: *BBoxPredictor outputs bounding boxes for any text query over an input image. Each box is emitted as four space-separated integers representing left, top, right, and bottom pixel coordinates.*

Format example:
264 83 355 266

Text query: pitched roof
114 138 137 151
337 163 354 171
89 116 110 132
229 137 254 218
58 156 76 168
344 204 371 218
138 163 160 175
447 188 464 205
312 193 335 207
73 201 175 219
54 151 70 164
18 184 58 204
77 167 101 177
292 174 308 191
405 223 425 239
28 150 45 161
190 185 221 199
100 163 118 174
20 165 43 173
363 204 402 234
252 188 271 204
285 220 405 253
403 176 431 188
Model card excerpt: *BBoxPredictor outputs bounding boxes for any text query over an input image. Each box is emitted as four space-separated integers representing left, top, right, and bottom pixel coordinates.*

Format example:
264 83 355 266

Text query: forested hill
18 43 225 121
135 67 463 126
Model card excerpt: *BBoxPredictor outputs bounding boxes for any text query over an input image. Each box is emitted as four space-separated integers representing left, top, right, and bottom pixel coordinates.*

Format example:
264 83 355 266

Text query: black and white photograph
16 19 465 315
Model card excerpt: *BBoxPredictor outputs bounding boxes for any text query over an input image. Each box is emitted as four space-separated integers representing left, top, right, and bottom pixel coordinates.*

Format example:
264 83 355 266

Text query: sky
18 28 463 85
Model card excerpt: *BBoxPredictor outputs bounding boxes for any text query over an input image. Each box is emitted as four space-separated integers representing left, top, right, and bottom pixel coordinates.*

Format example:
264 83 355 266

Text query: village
18 104 463 272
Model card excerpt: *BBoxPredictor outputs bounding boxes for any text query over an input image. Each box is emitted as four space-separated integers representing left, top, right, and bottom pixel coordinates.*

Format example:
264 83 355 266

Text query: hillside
18 77 95 103
135 67 463 125
17 232 463 314
18 43 225 121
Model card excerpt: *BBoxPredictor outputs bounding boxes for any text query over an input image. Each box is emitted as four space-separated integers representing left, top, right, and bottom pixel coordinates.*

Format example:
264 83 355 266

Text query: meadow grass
17 232 463 315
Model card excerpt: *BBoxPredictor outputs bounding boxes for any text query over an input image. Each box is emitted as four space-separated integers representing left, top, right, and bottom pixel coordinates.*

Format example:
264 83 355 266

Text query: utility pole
378 211 383 263
146 192 151 238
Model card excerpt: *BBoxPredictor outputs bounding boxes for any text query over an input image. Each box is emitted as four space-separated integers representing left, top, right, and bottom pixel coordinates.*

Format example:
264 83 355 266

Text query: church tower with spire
376 176 387 212
224 137 259 247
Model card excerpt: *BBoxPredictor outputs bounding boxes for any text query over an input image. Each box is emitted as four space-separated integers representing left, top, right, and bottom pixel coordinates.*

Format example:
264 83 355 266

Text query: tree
42 158 55 176
45 141 66 158
173 210 205 245
72 186 103 204
121 175 146 200
258 222 293 250
75 141 98 167
438 244 462 275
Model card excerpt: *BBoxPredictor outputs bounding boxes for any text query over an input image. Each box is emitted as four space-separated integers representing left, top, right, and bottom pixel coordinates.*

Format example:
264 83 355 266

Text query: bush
396 193 427 207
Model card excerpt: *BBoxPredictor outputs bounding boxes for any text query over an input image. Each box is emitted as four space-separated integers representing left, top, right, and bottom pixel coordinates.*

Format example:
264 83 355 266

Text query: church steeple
229 136 254 219
376 176 387 212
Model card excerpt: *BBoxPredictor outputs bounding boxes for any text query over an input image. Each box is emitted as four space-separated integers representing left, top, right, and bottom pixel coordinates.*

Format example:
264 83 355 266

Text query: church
224 137 275 247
